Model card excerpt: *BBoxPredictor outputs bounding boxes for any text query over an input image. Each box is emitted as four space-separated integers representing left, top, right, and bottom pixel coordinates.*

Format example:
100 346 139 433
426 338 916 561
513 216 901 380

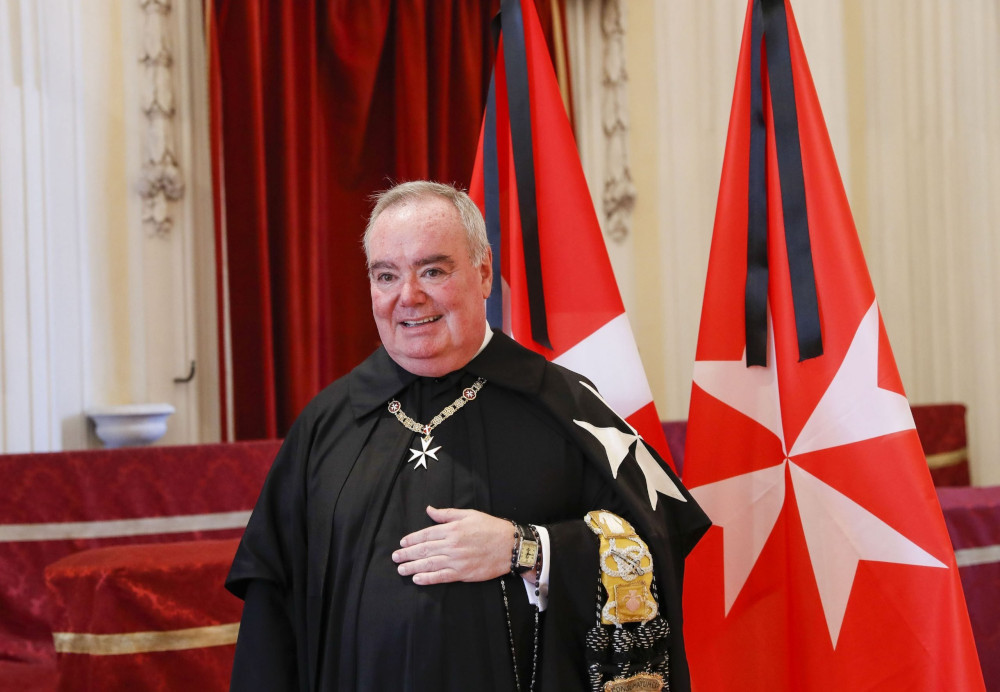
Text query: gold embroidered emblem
584 510 657 626
613 582 655 623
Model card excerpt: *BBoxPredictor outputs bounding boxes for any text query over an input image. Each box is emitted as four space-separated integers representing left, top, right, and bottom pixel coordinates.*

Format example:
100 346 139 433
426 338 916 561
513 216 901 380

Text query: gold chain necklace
387 377 486 469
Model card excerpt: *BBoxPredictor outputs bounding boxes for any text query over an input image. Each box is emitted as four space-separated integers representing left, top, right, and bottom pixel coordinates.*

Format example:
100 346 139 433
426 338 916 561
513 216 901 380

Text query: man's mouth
401 316 442 328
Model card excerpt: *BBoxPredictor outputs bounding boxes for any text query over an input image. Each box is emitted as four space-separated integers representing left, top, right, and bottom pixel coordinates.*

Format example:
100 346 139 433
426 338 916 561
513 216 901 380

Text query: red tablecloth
937 485 1000 690
0 440 278 671
44 539 243 692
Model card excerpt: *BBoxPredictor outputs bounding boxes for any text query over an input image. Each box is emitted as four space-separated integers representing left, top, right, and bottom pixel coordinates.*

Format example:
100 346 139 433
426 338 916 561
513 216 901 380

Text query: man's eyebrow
368 254 456 273
414 254 455 267
367 260 397 272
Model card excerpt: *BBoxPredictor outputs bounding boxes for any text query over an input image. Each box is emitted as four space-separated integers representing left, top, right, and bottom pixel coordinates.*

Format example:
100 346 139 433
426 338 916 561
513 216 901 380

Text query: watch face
518 540 538 567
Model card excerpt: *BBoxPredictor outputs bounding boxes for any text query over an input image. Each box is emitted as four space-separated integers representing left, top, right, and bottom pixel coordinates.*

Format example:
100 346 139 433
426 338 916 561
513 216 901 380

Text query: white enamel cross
407 436 441 470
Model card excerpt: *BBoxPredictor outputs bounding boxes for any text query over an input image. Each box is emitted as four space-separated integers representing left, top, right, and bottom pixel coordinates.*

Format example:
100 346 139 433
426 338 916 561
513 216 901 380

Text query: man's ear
479 247 493 299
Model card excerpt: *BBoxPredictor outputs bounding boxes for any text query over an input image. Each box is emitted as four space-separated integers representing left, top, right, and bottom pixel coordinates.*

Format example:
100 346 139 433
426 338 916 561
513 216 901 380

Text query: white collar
475 323 494 356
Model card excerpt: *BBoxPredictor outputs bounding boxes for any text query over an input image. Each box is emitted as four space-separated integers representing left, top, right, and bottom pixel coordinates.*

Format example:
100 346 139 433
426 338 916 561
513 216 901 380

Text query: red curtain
209 0 568 440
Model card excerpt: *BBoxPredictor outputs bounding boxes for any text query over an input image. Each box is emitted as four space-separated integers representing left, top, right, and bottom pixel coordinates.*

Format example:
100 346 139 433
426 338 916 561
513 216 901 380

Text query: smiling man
365 188 492 377
226 181 709 692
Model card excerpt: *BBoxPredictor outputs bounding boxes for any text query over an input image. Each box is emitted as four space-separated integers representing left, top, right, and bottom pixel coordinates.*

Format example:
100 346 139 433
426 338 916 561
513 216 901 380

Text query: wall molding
137 0 184 236
599 0 635 243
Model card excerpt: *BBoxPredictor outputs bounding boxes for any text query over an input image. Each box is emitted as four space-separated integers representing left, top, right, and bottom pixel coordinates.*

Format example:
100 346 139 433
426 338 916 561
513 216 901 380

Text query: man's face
367 197 492 377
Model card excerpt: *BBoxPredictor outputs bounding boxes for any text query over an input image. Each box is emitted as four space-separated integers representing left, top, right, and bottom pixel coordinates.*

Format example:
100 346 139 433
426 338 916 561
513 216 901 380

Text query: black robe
227 332 710 691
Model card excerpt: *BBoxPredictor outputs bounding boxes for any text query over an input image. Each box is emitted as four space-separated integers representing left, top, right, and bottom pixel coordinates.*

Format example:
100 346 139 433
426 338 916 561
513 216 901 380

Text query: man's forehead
380 195 457 225
367 201 472 268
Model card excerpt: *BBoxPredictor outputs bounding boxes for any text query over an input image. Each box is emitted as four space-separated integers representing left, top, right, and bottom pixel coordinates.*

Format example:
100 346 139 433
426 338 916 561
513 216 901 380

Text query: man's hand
392 506 514 585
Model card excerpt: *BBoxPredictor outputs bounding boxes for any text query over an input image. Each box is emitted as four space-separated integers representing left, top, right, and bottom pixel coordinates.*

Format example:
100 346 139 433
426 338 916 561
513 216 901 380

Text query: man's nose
399 276 425 305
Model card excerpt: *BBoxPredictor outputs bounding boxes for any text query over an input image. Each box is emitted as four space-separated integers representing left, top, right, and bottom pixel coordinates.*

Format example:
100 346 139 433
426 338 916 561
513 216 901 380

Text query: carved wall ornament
137 0 183 235
600 0 635 243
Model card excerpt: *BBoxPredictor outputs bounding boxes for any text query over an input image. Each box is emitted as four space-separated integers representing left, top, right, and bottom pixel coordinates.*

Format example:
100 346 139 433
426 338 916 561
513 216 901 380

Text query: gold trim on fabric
604 672 664 691
52 622 240 655
925 448 968 470
955 544 1000 568
0 510 251 543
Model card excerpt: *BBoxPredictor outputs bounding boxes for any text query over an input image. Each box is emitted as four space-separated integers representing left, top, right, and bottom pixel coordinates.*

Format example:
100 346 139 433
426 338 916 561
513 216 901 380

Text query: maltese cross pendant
407 436 442 470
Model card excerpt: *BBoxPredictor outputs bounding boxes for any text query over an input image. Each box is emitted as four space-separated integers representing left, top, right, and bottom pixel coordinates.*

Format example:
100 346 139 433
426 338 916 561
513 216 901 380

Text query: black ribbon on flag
482 0 552 349
745 0 823 366
483 71 504 329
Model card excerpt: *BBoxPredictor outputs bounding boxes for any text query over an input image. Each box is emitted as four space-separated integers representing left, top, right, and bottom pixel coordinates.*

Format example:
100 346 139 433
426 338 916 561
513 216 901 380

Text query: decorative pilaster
600 0 635 242
137 0 183 235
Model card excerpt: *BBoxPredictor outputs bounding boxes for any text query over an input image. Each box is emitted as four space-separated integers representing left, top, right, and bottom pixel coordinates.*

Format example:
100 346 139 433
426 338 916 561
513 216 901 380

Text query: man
227 181 709 691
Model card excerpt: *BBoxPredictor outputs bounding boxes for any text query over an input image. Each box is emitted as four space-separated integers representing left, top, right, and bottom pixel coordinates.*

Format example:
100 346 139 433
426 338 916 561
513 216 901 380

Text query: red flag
468 0 671 462
682 0 985 689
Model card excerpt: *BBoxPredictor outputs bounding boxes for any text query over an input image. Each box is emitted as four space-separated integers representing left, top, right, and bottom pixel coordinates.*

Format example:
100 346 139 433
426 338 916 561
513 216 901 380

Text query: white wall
0 0 219 452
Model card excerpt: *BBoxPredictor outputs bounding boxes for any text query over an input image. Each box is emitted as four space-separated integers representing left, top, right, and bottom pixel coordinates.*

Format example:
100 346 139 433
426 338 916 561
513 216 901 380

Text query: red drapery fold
209 0 568 439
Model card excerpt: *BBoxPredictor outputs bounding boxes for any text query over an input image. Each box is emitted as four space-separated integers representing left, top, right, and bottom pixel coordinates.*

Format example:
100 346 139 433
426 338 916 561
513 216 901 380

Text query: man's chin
386 344 441 373
386 344 476 378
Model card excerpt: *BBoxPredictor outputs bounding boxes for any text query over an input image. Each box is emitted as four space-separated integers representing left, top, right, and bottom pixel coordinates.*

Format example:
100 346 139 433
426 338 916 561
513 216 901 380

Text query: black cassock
227 332 710 691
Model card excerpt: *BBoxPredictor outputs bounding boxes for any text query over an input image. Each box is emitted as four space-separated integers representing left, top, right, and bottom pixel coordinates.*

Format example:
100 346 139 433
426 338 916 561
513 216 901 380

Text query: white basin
87 403 176 448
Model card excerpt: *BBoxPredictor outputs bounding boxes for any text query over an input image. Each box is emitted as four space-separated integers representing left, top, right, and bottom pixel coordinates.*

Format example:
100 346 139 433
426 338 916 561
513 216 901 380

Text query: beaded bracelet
508 520 523 575
527 524 543 589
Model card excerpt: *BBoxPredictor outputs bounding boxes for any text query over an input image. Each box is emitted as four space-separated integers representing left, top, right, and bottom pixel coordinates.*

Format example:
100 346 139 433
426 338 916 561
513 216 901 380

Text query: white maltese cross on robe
572 381 685 510
407 436 441 470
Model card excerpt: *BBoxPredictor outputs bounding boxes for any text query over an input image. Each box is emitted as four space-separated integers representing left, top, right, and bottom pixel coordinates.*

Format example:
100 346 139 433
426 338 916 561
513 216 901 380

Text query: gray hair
363 181 490 266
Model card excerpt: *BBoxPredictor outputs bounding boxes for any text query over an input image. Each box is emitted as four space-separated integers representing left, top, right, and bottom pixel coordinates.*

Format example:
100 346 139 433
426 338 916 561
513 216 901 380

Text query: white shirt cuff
521 525 550 612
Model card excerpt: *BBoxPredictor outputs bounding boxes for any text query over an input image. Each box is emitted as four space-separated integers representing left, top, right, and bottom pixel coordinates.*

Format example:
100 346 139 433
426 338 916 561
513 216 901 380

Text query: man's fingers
396 555 440 576
399 524 448 548
395 555 459 582
411 568 459 585
425 505 466 522
392 539 449 564
400 506 475 547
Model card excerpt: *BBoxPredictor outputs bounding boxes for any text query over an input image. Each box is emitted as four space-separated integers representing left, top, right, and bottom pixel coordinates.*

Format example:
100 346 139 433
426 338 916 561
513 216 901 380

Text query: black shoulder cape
227 331 710 690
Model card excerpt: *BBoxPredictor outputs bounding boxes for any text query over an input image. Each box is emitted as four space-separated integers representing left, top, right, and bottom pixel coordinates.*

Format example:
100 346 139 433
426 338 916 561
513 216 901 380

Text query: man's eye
375 272 395 283
423 268 445 279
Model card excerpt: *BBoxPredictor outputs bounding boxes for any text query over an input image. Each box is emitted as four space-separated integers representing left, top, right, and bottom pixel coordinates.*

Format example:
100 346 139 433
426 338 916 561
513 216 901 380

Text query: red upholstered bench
44 539 242 692
0 440 280 690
